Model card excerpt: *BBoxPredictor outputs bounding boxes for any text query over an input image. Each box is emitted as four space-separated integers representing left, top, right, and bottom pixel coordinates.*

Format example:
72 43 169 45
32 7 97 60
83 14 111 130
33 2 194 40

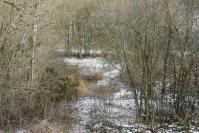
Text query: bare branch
0 0 20 11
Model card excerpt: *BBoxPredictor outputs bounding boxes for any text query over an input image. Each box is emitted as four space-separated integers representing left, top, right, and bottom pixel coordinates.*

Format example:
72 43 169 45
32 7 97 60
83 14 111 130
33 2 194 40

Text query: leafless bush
0 61 79 130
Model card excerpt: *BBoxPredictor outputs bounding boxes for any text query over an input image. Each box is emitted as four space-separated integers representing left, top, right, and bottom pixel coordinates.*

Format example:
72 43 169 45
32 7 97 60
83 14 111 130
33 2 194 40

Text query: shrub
40 65 79 101
0 62 79 130
0 89 52 130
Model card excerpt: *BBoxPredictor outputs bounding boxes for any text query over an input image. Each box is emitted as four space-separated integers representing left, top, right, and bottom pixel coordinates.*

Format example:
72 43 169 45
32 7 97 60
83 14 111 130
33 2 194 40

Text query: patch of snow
113 89 132 99
64 57 122 87
71 49 102 55
112 99 135 109
171 50 193 58
90 50 102 54
97 64 121 86
97 77 111 86
64 57 105 69
16 130 27 133
64 57 107 75
73 97 100 114
56 49 65 52
104 69 120 79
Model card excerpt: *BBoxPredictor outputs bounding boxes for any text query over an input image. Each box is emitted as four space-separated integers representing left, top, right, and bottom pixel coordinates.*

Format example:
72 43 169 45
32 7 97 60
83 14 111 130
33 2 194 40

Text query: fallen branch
1 0 20 10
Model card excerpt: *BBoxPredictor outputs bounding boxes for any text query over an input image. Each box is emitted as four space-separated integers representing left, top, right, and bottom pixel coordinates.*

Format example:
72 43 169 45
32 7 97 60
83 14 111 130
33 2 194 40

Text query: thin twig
1 0 20 10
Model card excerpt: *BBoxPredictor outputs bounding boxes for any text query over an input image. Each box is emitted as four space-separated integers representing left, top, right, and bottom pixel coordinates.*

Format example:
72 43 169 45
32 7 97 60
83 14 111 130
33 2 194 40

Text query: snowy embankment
57 47 102 57
64 57 121 86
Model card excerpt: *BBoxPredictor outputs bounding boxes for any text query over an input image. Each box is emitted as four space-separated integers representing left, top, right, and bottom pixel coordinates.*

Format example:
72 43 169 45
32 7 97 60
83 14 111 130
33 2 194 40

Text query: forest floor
62 56 199 133
63 57 136 132
14 49 199 133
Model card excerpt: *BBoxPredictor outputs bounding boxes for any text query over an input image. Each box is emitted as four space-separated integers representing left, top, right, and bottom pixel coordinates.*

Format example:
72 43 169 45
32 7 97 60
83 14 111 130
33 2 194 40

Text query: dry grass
84 72 103 81
77 79 90 96
0 61 80 131
92 72 103 80
28 120 64 133
0 59 94 131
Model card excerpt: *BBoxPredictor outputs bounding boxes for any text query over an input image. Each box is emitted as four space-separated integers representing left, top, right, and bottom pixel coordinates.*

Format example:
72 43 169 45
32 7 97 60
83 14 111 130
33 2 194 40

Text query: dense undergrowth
0 61 80 131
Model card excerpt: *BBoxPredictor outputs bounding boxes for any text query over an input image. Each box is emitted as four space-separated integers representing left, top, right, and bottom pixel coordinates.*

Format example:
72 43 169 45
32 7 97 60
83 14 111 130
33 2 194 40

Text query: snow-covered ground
16 56 199 133
64 57 136 132
64 57 199 133
57 47 102 56
64 57 121 86
64 57 107 75
71 49 102 55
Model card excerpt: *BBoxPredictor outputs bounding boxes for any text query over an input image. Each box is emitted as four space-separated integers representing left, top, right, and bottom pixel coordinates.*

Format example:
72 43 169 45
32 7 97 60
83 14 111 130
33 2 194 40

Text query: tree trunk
31 0 40 86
